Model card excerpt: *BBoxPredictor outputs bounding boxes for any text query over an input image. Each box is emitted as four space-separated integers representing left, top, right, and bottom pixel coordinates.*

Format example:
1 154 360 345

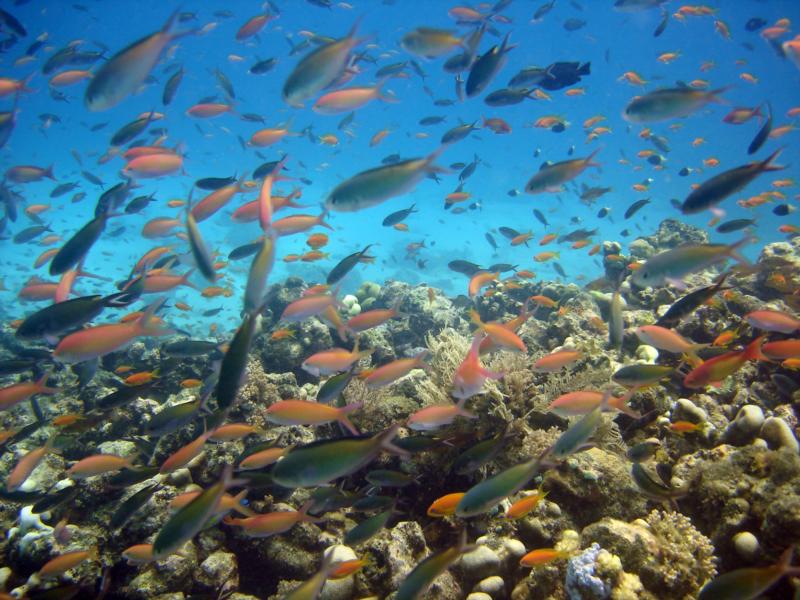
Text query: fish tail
181 268 199 289
707 85 732 104
743 335 768 361
36 370 60 395
338 414 360 436
585 147 602 168
378 424 409 457
760 147 787 172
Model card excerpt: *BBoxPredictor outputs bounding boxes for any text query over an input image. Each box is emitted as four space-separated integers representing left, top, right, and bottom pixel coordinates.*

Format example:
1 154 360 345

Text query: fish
655 274 730 327
327 245 374 285
283 19 363 107
525 150 600 194
325 149 445 212
631 238 752 288
681 149 784 214
86 11 194 111
623 87 728 123
152 466 238 559
456 455 543 516
699 547 799 600
466 33 514 97
624 198 650 219
395 532 472 600
271 425 407 488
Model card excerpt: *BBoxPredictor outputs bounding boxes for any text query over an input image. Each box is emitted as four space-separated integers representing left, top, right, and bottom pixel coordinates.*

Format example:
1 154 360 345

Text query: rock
466 593 493 600
760 417 799 453
457 544 501 581
320 545 358 600
362 521 460 599
732 531 760 562
673 398 707 424
635 344 659 364
474 576 505 598
724 405 764 444
196 551 238 593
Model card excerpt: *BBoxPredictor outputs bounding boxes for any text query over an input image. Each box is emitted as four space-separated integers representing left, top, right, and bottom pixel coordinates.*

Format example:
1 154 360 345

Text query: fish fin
665 276 688 291
378 424 409 457
338 415 360 436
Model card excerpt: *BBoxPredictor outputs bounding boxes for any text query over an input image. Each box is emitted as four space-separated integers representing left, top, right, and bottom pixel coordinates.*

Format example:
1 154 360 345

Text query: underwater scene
2 0 800 598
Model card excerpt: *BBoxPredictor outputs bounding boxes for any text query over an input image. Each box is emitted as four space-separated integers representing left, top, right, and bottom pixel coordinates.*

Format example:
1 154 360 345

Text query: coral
565 543 613 600
642 510 717 597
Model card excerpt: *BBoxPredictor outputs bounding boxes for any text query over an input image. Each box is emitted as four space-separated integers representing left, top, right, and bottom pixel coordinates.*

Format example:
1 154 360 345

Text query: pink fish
452 333 503 399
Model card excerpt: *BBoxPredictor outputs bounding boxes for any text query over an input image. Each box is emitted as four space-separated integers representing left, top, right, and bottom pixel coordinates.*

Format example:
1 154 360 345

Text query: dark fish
508 65 549 87
716 218 756 233
338 112 355 130
773 204 794 217
434 99 455 106
228 241 262 261
240 112 266 123
620 229 630 237
382 204 417 226
483 87 533 106
419 115 446 126
202 307 222 317
146 397 202 437
124 194 156 214
375 61 407 78
195 175 237 190
161 67 184 106
747 102 771 156
216 312 259 412
507 188 520 197
50 182 79 198
485 232 497 250
32 486 79 514
96 180 134 217
655 274 730 328
111 112 155 146
466 33 513 97
487 263 517 273
14 225 50 243
499 226 520 239
448 259 482 276
533 209 548 227
327 245 373 285
539 61 590 90
81 170 104 187
253 160 288 179
382 153 401 165
72 356 99 388
0 358 36 376
443 52 473 74
563 18 586 31
111 483 160 529
597 207 610 218
441 121 478 145
532 0 557 21
681 149 784 214
649 135 670 153
453 430 509 474
16 294 109 339
653 9 669 37
624 198 650 219
745 17 767 32
108 466 160 487
678 167 695 177
558 227 597 242
249 57 278 75
553 262 566 277
0 7 26 37
0 105 18 149
49 211 113 275
459 154 480 181
96 382 157 411
213 68 235 99
316 370 354 404
162 339 220 357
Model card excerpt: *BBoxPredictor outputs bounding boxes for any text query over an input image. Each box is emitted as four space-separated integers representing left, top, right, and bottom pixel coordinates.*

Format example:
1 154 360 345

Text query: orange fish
468 271 499 297
506 489 548 519
427 492 466 517
533 251 559 262
539 233 557 246
520 548 571 567
124 370 159 386
180 378 202 388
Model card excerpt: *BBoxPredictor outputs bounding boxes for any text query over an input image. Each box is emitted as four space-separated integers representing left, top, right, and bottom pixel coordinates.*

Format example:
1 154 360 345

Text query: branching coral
643 509 717 598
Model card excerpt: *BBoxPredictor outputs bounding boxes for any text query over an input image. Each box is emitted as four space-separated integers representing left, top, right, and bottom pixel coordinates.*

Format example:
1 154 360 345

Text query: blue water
1 0 799 337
